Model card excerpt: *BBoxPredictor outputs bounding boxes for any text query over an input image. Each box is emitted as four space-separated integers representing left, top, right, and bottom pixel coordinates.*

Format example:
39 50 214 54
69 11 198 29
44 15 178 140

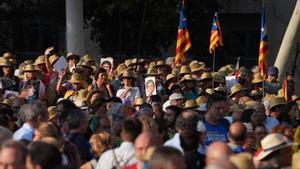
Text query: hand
45 47 54 56
58 70 67 79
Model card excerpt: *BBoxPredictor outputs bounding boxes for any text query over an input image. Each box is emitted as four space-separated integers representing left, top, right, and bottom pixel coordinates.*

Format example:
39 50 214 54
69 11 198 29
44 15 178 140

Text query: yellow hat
122 70 135 79
200 72 213 81
155 60 167 67
166 73 176 82
0 58 13 67
83 54 97 62
218 66 234 76
205 88 214 95
3 52 14 58
252 74 264 83
134 97 144 106
149 61 156 68
292 152 300 169
66 52 80 60
196 96 207 105
180 74 195 83
24 60 34 65
34 55 45 65
23 64 37 72
49 54 60 65
190 61 205 73
229 84 246 97
116 63 131 76
146 67 158 76
68 73 83 84
213 72 225 83
277 88 284 97
77 61 93 72
269 97 287 110
179 65 191 75
48 106 58 121
184 100 198 109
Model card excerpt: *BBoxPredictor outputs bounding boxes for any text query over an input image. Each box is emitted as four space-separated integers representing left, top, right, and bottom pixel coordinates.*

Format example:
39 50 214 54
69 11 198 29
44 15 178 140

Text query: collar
23 122 35 131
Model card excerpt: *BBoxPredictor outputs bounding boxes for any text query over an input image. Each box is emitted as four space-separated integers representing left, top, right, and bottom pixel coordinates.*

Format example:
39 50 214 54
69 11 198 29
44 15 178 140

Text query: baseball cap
169 93 184 101
268 66 279 76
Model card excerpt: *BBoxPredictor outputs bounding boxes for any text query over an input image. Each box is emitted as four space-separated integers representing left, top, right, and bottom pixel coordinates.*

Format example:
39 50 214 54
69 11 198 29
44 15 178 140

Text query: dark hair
0 107 14 128
122 118 142 142
28 142 62 169
56 99 77 111
109 97 122 103
175 113 198 132
101 61 112 69
95 68 107 81
67 109 85 130
149 146 184 169
180 130 199 152
241 109 255 123
170 84 182 93
207 93 227 109
166 105 182 119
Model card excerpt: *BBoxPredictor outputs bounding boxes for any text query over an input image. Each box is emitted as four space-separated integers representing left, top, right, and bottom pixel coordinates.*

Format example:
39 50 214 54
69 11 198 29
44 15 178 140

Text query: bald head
229 122 247 144
206 142 232 164
135 132 156 161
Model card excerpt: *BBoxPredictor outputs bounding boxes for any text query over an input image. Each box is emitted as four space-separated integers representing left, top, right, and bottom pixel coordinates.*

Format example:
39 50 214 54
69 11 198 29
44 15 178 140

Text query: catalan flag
282 74 293 102
209 12 223 54
258 8 269 79
175 1 191 66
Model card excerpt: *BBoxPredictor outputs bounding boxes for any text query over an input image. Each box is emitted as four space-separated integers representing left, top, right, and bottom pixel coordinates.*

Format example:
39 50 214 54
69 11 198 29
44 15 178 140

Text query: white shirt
95 141 136 169
116 87 140 105
164 133 184 153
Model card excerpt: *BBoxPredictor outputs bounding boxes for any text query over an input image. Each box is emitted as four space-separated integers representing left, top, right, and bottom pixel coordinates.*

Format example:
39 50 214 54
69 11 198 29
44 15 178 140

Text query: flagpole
212 51 216 89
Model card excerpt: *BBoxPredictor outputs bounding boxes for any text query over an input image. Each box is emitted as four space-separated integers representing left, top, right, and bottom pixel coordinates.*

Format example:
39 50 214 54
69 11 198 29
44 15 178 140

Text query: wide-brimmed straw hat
77 61 93 72
205 88 214 95
230 153 254 169
124 59 132 67
68 73 83 84
122 70 135 79
196 96 207 105
190 61 205 73
179 65 191 75
49 54 60 65
116 63 131 76
229 84 246 97
83 54 97 62
3 52 14 58
254 133 296 161
166 73 176 82
0 58 13 67
146 67 159 76
48 106 58 121
200 72 213 81
66 52 80 60
24 60 34 65
34 55 45 65
155 60 168 67
183 100 198 109
180 74 195 83
269 97 287 110
134 97 144 106
23 64 37 72
252 74 264 84
213 72 225 83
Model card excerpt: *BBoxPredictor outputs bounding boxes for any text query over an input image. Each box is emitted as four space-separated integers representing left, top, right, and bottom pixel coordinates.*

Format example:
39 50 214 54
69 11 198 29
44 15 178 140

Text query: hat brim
68 80 82 84
255 142 296 161
229 88 246 97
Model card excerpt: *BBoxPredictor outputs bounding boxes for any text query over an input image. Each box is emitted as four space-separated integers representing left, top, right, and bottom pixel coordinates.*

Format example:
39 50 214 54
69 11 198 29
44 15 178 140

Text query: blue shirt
13 123 35 142
204 118 229 146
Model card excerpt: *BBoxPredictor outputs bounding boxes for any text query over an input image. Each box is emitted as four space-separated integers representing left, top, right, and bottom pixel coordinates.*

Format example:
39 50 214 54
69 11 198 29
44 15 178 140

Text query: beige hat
205 88 214 95
218 66 234 76
229 84 246 97
23 64 37 72
48 106 58 121
134 97 144 106
166 73 176 82
155 60 168 67
252 74 264 84
66 52 80 60
183 100 198 109
122 70 135 79
49 54 60 65
146 67 158 76
116 63 131 76
190 61 204 73
124 59 132 67
292 95 300 102
179 65 191 75
2 97 17 107
230 153 254 169
200 72 213 81
3 52 14 58
196 96 207 105
77 61 93 72
68 73 83 84
24 60 34 65
269 97 287 110
34 55 45 65
213 72 225 83
149 61 156 68
0 58 13 67
254 133 295 160
292 152 300 169
83 54 97 62
180 74 195 83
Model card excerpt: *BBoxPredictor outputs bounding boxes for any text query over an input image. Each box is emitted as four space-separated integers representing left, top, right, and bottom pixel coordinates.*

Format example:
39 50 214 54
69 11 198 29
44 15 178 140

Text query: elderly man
227 122 247 153
0 140 27 169
206 141 232 165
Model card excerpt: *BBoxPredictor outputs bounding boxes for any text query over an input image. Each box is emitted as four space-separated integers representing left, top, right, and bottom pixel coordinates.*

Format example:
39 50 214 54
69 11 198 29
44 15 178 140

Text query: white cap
169 93 184 101
163 100 171 112
196 121 206 132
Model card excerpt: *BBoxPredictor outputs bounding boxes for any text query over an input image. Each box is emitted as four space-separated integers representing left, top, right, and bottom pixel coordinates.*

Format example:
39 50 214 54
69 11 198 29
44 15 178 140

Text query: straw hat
146 67 158 76
77 61 93 72
47 106 58 121
66 52 80 60
0 58 13 67
3 52 14 58
155 60 167 67
254 133 295 160
292 95 300 102
196 96 207 105
24 60 34 65
218 66 234 76
292 152 300 169
49 54 60 65
252 74 264 84
213 72 225 83
229 84 246 97
230 153 254 169
205 88 214 95
2 97 17 107
180 74 195 83
116 63 131 76
200 72 212 81
68 73 83 84
149 62 156 68
251 89 262 97
122 70 135 79
34 55 45 65
269 97 287 110
179 65 191 75
183 100 198 109
124 59 132 67
166 73 176 82
23 64 37 72
134 97 144 106
190 61 204 73
83 54 97 62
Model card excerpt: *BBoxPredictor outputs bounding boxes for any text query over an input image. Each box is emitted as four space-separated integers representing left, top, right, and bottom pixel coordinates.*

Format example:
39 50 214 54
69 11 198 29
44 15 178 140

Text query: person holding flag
175 0 192 66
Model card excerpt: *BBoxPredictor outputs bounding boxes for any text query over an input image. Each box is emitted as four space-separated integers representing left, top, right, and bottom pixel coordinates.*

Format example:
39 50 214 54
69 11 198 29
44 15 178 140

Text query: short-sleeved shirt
204 118 230 146
116 87 140 106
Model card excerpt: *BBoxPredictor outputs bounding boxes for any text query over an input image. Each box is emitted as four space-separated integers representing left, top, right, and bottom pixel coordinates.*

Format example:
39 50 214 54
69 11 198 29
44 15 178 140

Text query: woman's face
2 66 12 76
26 72 36 80
97 72 108 85
68 58 78 66
147 81 155 94
102 63 111 74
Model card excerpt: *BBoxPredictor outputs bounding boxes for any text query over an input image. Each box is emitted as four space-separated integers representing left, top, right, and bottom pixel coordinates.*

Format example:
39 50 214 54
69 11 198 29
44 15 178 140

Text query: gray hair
18 102 48 122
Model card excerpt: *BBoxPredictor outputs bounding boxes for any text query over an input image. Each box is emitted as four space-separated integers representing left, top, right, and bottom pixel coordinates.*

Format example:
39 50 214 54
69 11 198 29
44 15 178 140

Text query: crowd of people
0 47 299 169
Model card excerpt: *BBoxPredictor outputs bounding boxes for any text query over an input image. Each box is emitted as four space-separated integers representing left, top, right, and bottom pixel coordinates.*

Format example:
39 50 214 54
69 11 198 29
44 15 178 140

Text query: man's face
170 99 184 107
164 109 176 127
207 101 227 122
0 147 25 169
135 139 153 161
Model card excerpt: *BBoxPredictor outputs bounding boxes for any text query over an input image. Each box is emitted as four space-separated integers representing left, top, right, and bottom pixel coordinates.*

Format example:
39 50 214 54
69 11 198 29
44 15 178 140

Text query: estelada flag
209 12 223 54
258 8 269 79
